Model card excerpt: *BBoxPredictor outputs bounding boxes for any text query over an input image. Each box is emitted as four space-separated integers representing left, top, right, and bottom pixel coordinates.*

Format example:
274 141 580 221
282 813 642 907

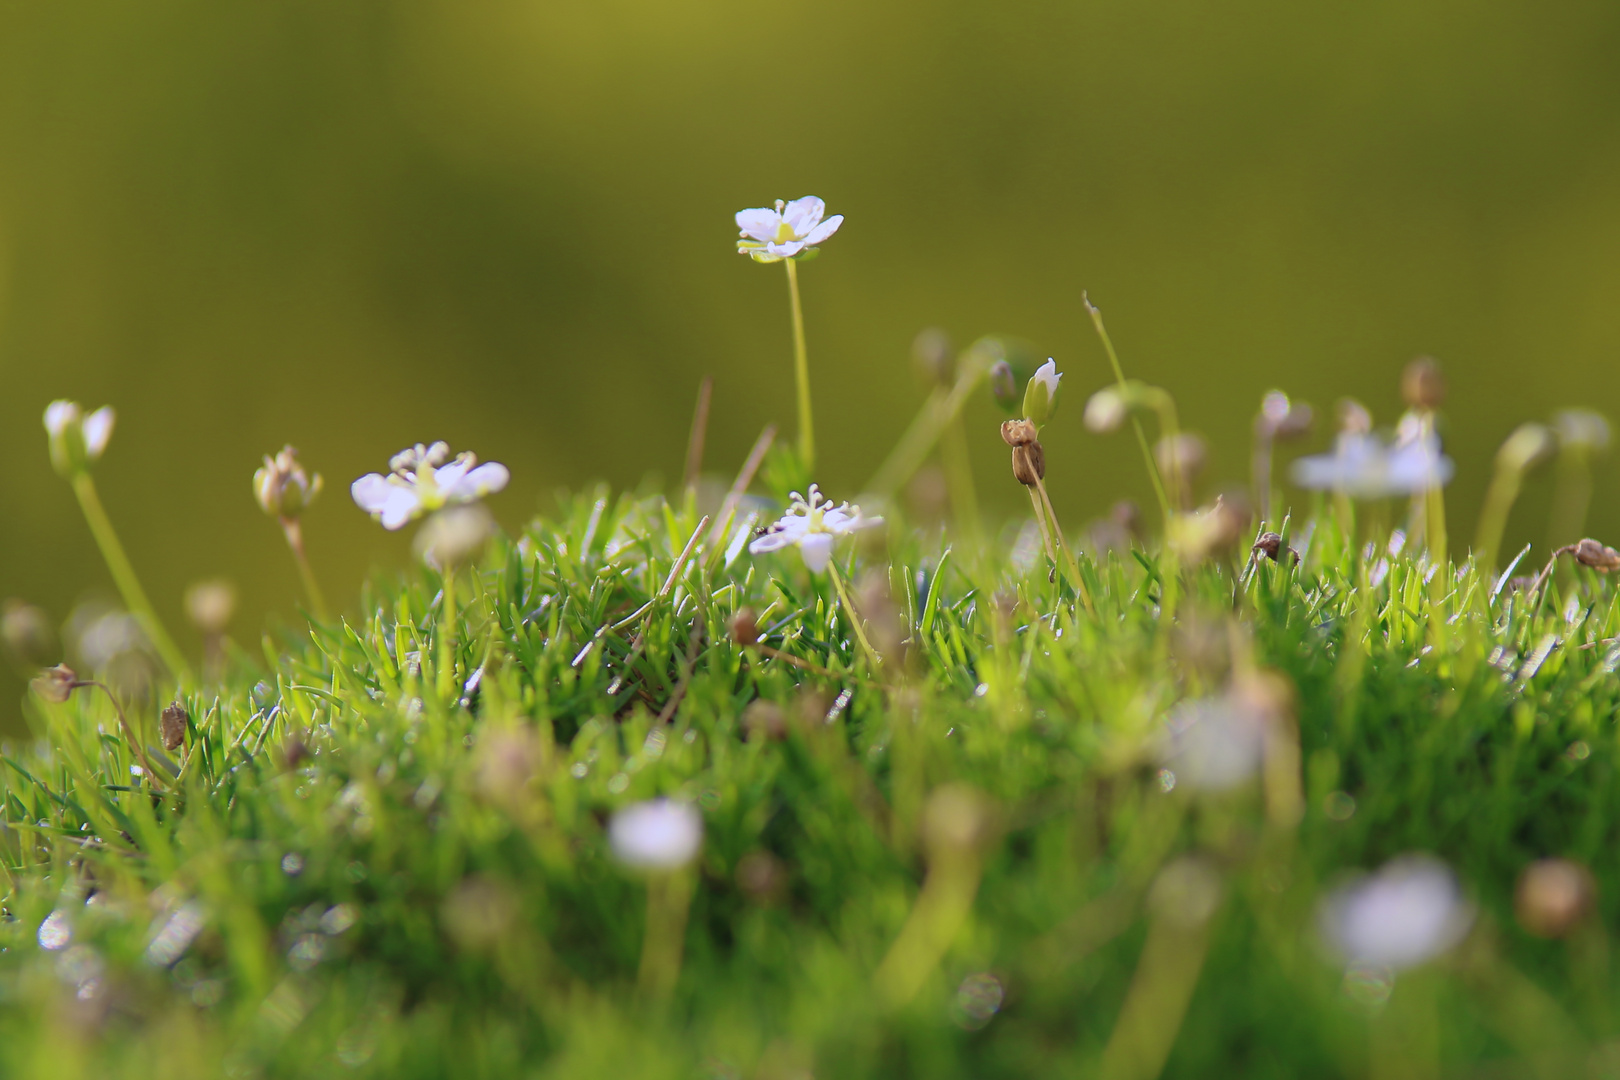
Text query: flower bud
183 580 236 636
253 446 322 520
1495 423 1555 474
1256 391 1313 441
160 702 188 752
1021 360 1062 427
1084 387 1127 433
1553 409 1610 455
31 664 79 705
1252 532 1300 565
414 504 495 569
1514 858 1595 939
1010 442 1045 486
2 600 56 668
988 361 1018 412
730 607 760 647
44 401 115 478
912 327 954 387
1571 538 1620 572
1000 418 1038 448
1402 356 1445 411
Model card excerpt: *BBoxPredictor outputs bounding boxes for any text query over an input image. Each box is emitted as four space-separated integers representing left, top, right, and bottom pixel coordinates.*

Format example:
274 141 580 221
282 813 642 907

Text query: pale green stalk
71 472 191 683
939 413 982 546
785 258 815 472
827 561 881 670
1084 295 1171 525
437 565 458 703
1033 475 1096 616
280 518 329 621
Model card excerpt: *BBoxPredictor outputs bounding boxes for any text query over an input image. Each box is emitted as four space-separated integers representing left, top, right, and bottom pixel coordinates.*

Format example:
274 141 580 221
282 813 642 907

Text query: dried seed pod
1000 418 1038 448
31 664 79 705
1571 538 1620 572
730 607 760 647
1010 442 1045 486
160 702 188 752
1515 858 1595 939
1252 532 1300 565
1402 356 1446 411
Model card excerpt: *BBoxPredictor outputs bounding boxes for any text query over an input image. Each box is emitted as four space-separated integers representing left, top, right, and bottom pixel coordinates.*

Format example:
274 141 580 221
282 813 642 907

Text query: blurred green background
2 0 1619 720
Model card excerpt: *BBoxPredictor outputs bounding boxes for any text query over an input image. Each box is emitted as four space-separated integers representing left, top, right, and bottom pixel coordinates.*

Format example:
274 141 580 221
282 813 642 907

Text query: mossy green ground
3 488 1619 1079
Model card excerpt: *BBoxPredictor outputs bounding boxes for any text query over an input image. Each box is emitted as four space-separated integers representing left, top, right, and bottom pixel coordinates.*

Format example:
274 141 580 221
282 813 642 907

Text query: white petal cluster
736 197 843 263
1318 855 1473 970
351 442 509 531
608 799 703 872
748 485 882 573
43 400 115 476
1291 431 1452 498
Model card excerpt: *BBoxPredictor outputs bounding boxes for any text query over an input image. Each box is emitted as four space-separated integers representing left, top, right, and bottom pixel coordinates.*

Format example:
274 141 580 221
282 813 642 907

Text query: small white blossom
748 485 882 573
1023 359 1062 425
1318 855 1473 970
43 401 115 477
351 444 509 531
608 799 703 871
736 197 843 263
1158 695 1266 792
1291 431 1452 498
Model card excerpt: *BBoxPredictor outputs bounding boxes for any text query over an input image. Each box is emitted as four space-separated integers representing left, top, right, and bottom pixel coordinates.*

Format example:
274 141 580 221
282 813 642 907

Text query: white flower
1318 855 1473 970
351 445 509 531
1158 695 1266 792
608 799 703 871
1023 360 1062 426
1290 432 1452 498
748 485 882 573
736 197 843 263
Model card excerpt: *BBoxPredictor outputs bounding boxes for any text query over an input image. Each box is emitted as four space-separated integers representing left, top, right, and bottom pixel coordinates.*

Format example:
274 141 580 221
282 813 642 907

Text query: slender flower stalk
32 664 164 791
736 197 844 473
1083 295 1171 525
45 402 190 683
1475 423 1555 574
255 446 328 618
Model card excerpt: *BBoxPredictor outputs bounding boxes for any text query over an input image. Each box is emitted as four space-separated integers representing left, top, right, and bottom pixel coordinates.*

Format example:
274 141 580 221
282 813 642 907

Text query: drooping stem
70 473 190 683
279 518 329 621
827 561 881 670
1474 460 1525 576
785 259 815 472
1084 295 1171 526
77 679 164 791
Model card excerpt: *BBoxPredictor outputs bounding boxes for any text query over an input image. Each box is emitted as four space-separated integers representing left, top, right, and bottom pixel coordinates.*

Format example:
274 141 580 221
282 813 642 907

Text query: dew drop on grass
1157 769 1177 793
951 972 1004 1030
606 773 629 794
281 853 304 876
37 911 70 950
974 683 989 698
1324 791 1357 821
569 763 589 780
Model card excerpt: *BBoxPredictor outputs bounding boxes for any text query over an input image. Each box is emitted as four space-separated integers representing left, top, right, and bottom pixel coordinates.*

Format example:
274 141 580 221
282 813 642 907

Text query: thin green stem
785 259 815 472
1034 475 1096 617
70 473 190 683
78 679 164 792
1084 295 1171 525
939 414 982 547
438 565 459 703
280 518 329 621
827 561 881 671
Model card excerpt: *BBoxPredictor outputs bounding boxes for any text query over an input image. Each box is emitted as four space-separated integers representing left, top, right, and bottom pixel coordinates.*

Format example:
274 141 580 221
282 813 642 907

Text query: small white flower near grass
1291 432 1452 499
749 485 881 574
1318 855 1473 970
351 443 510 530
608 799 703 871
735 197 843 263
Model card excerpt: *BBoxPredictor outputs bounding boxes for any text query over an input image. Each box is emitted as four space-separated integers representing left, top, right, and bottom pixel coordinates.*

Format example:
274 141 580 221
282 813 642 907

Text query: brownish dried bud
730 607 760 647
1252 532 1300 565
160 703 188 752
1000 418 1038 447
743 700 787 742
1515 858 1595 939
1402 356 1446 411
282 733 311 771
735 850 787 903
1571 538 1620 572
31 664 79 705
1010 442 1045 486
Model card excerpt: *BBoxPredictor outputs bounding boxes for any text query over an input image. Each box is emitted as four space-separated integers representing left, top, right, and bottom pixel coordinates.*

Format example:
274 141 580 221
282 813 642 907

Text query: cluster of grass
3 468 1619 1079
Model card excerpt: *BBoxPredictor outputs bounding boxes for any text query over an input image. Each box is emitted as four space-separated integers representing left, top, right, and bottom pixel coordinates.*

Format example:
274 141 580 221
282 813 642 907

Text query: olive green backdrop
2 0 1619 721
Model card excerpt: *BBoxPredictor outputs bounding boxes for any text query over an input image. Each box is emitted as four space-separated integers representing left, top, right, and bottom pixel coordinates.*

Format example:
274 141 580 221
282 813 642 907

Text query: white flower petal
735 208 782 244
766 241 806 259
799 533 834 573
350 474 395 514
802 214 843 246
432 459 472 491
609 799 703 871
81 407 115 459
44 400 79 438
456 461 510 498
379 487 423 531
781 196 825 237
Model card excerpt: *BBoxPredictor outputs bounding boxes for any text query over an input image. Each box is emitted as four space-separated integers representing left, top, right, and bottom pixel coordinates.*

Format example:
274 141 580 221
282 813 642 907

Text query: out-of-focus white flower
1291 432 1452 498
608 799 703 871
1554 409 1610 454
1158 695 1266 791
254 445 323 519
1318 855 1473 970
1022 359 1062 426
414 504 496 568
736 197 843 263
748 485 882 573
44 401 115 477
351 445 509 531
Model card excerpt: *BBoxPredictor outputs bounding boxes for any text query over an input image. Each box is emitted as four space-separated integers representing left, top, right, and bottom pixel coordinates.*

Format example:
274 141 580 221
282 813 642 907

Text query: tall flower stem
939 414 983 547
70 473 190 683
1033 475 1096 616
827 562 881 670
784 259 816 472
637 869 694 1001
279 518 329 621
437 565 459 703
1084 295 1171 526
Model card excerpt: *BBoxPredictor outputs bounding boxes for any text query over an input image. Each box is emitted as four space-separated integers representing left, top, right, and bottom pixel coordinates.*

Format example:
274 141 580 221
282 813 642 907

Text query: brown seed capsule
730 607 760 647
1000 418 1038 448
1515 858 1595 939
1252 532 1300 565
31 664 79 705
742 700 787 742
1010 442 1045 486
1571 538 1620 572
1402 356 1446 411
160 703 188 752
